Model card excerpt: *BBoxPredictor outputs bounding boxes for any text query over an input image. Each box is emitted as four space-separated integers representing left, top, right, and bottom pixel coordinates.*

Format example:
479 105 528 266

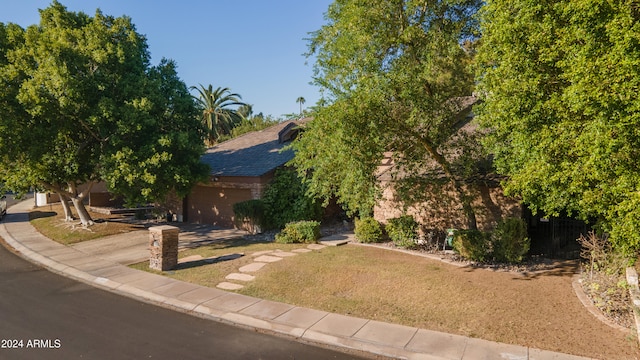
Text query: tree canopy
476 0 640 254
0 1 209 225
291 0 483 224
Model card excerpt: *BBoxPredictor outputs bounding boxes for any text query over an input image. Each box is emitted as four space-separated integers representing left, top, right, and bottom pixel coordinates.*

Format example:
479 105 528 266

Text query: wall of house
374 181 522 236
185 175 271 228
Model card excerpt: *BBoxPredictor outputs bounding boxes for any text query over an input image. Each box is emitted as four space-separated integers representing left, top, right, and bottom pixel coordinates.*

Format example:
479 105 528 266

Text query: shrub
386 215 419 249
452 229 490 262
491 217 530 263
578 232 632 325
275 220 321 244
354 217 383 243
233 199 265 234
262 168 323 229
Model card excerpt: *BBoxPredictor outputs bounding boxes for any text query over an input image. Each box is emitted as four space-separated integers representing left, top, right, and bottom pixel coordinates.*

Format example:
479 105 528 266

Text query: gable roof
201 118 310 177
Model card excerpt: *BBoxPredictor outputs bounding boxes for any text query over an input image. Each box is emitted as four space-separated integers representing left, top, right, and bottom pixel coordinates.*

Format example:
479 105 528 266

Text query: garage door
187 185 252 228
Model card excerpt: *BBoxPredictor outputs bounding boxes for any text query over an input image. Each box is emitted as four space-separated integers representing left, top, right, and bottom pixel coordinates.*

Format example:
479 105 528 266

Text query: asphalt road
0 239 369 360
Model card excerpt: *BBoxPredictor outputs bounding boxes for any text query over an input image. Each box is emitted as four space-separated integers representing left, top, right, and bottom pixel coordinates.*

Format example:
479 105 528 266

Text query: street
0 238 368 360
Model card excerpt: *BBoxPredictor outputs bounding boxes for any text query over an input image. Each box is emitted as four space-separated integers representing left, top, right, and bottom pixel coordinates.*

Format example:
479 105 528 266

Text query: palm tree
296 96 306 117
191 84 246 145
237 104 253 120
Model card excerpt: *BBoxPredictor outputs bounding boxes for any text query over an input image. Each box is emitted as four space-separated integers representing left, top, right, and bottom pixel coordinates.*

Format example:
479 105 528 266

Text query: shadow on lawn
175 253 244 270
179 232 274 250
461 259 580 280
28 210 57 220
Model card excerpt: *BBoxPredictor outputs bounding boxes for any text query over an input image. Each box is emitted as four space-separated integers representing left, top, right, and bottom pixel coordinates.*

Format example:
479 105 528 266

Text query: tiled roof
201 118 310 177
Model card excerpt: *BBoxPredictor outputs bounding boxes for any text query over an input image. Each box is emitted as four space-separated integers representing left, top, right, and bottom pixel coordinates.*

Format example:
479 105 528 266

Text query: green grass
29 204 141 245
130 237 309 288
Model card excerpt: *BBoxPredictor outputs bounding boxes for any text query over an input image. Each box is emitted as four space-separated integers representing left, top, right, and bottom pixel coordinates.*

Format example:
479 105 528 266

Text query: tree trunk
68 181 95 227
453 180 478 230
58 193 75 222
70 196 94 227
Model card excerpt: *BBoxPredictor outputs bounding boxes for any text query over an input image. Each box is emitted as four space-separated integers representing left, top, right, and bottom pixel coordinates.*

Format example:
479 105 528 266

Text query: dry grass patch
29 204 140 245
239 245 638 360
129 237 639 359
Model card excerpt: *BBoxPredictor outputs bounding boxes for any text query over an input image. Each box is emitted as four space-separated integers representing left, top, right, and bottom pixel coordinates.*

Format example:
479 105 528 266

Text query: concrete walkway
0 200 593 360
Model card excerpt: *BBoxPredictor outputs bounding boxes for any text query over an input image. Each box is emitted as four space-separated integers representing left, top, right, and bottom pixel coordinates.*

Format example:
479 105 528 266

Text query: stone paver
253 255 284 263
271 251 297 257
225 273 255 282
251 250 274 257
292 248 312 253
216 282 244 290
239 262 267 273
319 239 350 246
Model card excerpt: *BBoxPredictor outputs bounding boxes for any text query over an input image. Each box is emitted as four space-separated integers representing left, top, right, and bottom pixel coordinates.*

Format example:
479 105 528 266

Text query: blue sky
0 1 333 118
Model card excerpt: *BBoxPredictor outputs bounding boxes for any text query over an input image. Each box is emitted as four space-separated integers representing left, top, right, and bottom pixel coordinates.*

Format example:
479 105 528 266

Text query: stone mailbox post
149 225 179 271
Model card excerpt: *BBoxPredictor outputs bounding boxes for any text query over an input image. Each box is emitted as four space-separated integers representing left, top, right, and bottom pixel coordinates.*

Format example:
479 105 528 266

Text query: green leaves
191 84 246 145
0 2 207 211
477 0 640 254
295 0 483 222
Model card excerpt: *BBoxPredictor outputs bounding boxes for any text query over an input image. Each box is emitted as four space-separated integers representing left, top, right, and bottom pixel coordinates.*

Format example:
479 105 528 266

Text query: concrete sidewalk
0 200 593 360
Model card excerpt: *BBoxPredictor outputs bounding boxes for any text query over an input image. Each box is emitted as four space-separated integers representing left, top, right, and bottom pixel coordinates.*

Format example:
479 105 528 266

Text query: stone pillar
149 225 179 271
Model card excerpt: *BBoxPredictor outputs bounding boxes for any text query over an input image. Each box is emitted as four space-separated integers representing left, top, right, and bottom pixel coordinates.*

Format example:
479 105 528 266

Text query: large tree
476 0 640 254
291 0 483 226
0 2 208 226
191 84 246 145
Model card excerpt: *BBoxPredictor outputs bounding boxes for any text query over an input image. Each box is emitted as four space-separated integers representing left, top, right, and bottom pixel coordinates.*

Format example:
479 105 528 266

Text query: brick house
372 100 523 238
170 118 310 228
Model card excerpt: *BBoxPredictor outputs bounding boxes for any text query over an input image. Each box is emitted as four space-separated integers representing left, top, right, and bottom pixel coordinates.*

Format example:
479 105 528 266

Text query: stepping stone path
216 243 328 290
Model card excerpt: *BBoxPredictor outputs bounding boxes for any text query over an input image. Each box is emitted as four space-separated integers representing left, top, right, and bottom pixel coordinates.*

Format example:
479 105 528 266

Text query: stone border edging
626 267 640 345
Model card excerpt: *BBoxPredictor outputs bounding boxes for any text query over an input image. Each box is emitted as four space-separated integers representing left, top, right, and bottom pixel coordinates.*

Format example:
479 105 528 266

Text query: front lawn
29 204 141 245
131 239 638 360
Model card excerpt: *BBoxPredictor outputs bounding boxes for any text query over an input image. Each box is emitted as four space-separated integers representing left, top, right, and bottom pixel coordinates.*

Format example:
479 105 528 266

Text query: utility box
149 225 179 271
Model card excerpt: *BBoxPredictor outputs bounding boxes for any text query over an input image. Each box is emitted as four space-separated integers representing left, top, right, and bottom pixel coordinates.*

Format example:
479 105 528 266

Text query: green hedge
386 215 418 249
275 221 321 244
452 229 490 262
354 217 383 243
491 218 530 263
452 218 531 264
233 199 265 233
262 168 323 229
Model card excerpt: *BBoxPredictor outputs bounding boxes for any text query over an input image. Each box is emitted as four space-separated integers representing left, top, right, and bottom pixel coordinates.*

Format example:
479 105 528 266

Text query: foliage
476 0 640 255
291 0 484 227
386 215 419 249
578 232 632 324
354 217 383 243
452 229 490 262
191 83 246 145
217 114 279 142
233 199 265 234
275 220 320 244
491 218 530 263
0 2 208 226
262 168 323 229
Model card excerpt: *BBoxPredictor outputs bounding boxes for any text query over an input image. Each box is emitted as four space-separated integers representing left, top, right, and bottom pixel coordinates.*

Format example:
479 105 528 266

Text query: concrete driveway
71 224 246 265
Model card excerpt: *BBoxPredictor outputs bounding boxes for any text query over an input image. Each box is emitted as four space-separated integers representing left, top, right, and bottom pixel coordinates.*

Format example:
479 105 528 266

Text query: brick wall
374 181 522 234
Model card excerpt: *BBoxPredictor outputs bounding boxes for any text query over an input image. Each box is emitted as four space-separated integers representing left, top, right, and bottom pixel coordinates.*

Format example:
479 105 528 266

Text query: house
372 98 523 239
171 118 310 228
372 101 587 258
